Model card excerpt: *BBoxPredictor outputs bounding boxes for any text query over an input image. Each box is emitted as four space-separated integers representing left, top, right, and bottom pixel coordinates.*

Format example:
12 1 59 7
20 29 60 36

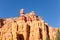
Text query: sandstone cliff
0 9 59 40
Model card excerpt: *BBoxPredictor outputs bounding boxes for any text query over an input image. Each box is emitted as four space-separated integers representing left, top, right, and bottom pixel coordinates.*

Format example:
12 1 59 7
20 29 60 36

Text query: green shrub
56 30 60 40
46 36 50 40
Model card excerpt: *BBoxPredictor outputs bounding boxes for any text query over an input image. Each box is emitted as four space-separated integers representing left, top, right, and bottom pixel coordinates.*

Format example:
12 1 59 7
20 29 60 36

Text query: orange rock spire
29 11 36 21
0 9 59 40
19 9 26 21
20 9 24 16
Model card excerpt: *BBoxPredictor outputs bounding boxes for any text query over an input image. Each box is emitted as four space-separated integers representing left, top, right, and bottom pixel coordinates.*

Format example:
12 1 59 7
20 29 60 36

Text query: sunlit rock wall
0 9 58 40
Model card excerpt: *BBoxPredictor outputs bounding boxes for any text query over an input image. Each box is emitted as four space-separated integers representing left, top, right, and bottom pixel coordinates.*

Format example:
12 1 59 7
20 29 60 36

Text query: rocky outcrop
0 9 59 40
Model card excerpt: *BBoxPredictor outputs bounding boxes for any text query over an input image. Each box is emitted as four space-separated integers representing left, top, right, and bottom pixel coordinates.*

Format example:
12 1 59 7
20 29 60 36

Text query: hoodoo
0 9 59 40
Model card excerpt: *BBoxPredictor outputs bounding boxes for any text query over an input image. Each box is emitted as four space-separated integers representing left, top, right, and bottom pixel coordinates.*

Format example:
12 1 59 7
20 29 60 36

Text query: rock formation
0 9 59 40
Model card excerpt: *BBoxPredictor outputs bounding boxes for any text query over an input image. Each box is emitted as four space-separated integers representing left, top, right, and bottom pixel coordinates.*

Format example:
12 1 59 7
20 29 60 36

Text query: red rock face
0 9 59 40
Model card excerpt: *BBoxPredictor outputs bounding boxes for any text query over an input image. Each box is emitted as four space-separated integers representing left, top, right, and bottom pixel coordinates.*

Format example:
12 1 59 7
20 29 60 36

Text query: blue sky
0 0 60 28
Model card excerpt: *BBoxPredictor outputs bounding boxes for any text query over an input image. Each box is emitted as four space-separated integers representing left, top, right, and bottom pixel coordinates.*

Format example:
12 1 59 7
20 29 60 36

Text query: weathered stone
0 9 59 40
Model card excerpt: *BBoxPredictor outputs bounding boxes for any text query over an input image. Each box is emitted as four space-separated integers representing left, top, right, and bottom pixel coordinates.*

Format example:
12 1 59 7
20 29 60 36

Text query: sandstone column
41 20 47 40
12 21 17 40
38 21 42 40
0 19 3 40
49 27 58 40
2 23 9 40
2 20 13 40
0 28 2 40
17 9 28 40
17 18 28 40
23 22 28 40
49 27 53 40
33 21 40 40
29 22 34 40
33 16 40 40
26 16 32 40
29 11 35 40
29 12 40 40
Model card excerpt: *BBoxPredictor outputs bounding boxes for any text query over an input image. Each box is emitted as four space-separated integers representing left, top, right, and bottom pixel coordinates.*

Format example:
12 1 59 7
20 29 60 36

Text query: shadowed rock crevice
39 28 42 40
27 25 30 40
17 34 24 40
0 19 5 28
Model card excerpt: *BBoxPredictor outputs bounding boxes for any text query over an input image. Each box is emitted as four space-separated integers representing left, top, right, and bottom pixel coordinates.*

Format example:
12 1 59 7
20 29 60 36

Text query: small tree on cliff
56 30 60 40
46 36 50 40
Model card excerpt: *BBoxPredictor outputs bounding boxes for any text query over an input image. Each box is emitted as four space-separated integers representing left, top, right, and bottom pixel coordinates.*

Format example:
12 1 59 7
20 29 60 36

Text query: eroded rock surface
0 9 59 40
